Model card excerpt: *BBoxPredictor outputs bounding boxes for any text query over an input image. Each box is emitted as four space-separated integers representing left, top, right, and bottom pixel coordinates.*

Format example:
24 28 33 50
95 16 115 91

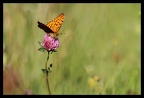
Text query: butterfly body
38 13 64 38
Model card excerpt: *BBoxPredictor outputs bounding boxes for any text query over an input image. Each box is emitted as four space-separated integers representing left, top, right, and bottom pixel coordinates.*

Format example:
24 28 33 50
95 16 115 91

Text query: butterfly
38 13 64 38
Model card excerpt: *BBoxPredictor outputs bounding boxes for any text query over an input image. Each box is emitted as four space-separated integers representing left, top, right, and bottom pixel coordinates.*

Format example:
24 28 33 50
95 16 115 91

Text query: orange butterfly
38 13 64 37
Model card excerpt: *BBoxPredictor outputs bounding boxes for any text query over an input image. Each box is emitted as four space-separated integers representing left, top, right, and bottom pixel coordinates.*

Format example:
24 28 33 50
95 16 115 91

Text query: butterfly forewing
38 21 53 33
46 13 64 36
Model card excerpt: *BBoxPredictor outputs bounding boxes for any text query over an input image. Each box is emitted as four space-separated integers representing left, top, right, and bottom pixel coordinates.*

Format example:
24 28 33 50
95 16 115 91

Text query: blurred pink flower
42 34 60 51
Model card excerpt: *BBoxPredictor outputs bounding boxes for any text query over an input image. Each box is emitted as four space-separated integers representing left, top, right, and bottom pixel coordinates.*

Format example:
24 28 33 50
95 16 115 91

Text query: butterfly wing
46 13 64 36
38 21 54 33
38 13 64 37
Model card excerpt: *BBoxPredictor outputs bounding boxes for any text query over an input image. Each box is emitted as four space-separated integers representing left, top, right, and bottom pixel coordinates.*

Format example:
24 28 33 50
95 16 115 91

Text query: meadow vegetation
3 3 141 95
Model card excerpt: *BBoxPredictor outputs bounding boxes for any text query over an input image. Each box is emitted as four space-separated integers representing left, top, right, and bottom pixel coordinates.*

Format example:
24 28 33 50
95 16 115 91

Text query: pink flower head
42 34 60 51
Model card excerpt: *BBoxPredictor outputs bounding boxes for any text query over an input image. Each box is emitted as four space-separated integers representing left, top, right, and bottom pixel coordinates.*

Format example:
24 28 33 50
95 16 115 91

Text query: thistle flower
42 34 60 52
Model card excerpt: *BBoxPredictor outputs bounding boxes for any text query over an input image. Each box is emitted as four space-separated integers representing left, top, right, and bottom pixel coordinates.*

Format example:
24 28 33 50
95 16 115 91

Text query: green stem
46 76 51 95
45 51 51 95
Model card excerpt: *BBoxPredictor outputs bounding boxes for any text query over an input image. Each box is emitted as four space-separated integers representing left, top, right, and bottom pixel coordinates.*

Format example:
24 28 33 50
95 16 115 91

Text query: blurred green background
3 3 141 95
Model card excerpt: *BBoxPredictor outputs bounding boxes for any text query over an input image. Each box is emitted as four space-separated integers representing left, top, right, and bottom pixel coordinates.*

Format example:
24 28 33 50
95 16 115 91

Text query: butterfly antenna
59 32 65 36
